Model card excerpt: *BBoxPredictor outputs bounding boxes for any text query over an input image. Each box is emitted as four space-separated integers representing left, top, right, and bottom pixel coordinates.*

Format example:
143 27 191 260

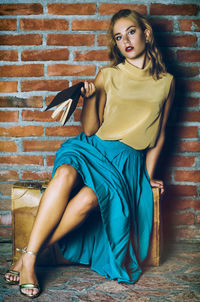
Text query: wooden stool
11 182 162 266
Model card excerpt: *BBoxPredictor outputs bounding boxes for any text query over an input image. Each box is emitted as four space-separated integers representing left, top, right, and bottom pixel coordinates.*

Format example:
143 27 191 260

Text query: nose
122 33 130 44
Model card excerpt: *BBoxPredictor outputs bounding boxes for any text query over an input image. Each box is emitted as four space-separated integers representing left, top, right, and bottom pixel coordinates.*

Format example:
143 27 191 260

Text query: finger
160 187 165 195
84 81 89 92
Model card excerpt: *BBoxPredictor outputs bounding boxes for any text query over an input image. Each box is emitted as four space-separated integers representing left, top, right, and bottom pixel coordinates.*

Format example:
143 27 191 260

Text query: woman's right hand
81 81 96 99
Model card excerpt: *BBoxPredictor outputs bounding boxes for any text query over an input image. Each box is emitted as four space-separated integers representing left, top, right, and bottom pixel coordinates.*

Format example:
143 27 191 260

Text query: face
113 17 149 64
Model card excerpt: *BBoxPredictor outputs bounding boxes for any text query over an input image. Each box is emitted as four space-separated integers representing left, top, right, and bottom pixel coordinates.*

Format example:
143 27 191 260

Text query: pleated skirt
51 132 153 283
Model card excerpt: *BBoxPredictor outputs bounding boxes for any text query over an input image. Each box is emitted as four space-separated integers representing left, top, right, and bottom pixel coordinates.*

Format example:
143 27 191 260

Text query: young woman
5 9 175 298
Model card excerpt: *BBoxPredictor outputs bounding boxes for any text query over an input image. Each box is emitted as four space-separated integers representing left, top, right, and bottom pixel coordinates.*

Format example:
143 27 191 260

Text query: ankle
22 253 36 266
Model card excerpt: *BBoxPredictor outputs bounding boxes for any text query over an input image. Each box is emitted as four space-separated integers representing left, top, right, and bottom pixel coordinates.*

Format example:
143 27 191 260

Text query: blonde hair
107 9 167 80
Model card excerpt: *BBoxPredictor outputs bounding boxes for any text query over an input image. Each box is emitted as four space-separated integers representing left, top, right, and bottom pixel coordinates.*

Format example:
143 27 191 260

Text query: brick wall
0 1 199 243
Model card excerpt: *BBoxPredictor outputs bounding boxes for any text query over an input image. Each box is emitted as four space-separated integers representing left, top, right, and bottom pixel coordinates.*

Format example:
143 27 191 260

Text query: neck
126 52 149 69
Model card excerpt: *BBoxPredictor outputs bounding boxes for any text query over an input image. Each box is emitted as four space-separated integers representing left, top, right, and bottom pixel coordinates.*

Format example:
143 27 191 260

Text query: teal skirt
51 132 153 283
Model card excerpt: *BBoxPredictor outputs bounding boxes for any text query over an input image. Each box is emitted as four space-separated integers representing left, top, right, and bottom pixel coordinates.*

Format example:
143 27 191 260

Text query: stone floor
0 242 199 302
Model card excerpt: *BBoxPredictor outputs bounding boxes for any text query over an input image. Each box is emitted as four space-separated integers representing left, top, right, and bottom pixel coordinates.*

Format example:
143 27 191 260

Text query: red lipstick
125 46 134 52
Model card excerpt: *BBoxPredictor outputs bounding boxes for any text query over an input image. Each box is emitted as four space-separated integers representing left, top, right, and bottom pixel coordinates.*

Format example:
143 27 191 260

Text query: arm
80 71 106 136
146 77 175 194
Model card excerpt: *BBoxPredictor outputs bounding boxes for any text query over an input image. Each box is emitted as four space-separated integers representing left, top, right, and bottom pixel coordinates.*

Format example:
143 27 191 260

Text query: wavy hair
107 9 167 80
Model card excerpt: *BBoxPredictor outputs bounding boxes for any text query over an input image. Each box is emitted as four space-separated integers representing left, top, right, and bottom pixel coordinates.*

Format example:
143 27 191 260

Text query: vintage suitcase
12 182 162 266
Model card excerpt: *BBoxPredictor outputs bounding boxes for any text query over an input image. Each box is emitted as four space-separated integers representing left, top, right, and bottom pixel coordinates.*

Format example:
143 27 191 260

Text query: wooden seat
11 182 162 266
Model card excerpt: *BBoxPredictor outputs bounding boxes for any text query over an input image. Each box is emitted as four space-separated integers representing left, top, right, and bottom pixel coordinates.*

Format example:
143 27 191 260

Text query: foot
19 252 40 298
4 257 22 284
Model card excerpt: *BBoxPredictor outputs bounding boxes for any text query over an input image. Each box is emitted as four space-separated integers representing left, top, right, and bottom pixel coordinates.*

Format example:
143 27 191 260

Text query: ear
144 29 151 41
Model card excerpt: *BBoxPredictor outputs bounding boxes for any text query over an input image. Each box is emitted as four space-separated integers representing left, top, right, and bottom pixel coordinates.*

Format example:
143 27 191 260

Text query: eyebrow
114 25 136 37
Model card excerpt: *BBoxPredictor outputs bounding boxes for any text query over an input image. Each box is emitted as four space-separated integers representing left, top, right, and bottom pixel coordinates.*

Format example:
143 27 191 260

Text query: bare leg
47 185 98 246
15 164 98 296
5 185 98 284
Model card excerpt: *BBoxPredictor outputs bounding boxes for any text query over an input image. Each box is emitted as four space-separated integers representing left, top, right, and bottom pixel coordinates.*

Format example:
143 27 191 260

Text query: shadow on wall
152 31 190 246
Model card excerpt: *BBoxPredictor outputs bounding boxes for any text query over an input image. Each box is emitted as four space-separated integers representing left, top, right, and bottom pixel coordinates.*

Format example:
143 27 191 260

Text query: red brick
149 19 173 32
0 141 17 152
182 81 200 92
97 34 107 46
159 34 197 47
22 49 69 61
48 64 96 76
21 80 69 92
177 141 200 152
178 111 200 122
0 155 43 165
0 111 18 122
21 171 51 181
179 19 200 32
99 4 147 15
72 19 110 31
0 64 44 77
0 3 43 15
170 156 195 167
174 170 200 182
0 34 42 46
166 184 197 197
0 19 16 31
178 97 199 108
0 96 43 108
74 50 109 61
45 95 56 106
0 50 18 61
171 213 195 225
197 215 200 224
0 170 18 181
48 3 96 15
150 4 198 16
72 79 94 86
20 19 68 31
173 65 199 78
0 213 12 226
0 126 43 137
74 109 81 122
0 81 17 93
175 126 198 138
177 50 200 62
22 110 53 122
46 155 56 166
46 126 82 137
23 140 64 152
173 199 200 211
47 34 95 46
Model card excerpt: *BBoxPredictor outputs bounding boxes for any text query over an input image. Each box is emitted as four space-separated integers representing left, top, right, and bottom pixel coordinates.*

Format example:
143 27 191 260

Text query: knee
54 164 77 183
78 187 98 215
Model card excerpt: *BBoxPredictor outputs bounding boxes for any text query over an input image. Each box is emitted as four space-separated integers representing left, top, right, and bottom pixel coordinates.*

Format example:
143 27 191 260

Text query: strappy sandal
4 269 20 285
17 247 41 299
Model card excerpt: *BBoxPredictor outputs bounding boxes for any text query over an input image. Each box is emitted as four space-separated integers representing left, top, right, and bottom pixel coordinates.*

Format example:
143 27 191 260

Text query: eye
115 35 122 41
128 29 136 35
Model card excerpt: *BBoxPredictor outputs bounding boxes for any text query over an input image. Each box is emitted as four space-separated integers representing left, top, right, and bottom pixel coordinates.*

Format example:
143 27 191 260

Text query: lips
125 46 134 52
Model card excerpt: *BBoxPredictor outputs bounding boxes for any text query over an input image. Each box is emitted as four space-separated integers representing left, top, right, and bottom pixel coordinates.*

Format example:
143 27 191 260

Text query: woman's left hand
149 179 164 195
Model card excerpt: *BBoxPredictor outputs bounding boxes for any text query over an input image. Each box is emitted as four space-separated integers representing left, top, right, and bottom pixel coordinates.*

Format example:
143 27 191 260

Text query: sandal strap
16 247 37 256
7 269 20 276
20 283 40 290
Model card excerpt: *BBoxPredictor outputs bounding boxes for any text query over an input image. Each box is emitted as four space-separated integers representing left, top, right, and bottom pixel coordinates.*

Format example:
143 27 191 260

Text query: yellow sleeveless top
95 59 174 150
